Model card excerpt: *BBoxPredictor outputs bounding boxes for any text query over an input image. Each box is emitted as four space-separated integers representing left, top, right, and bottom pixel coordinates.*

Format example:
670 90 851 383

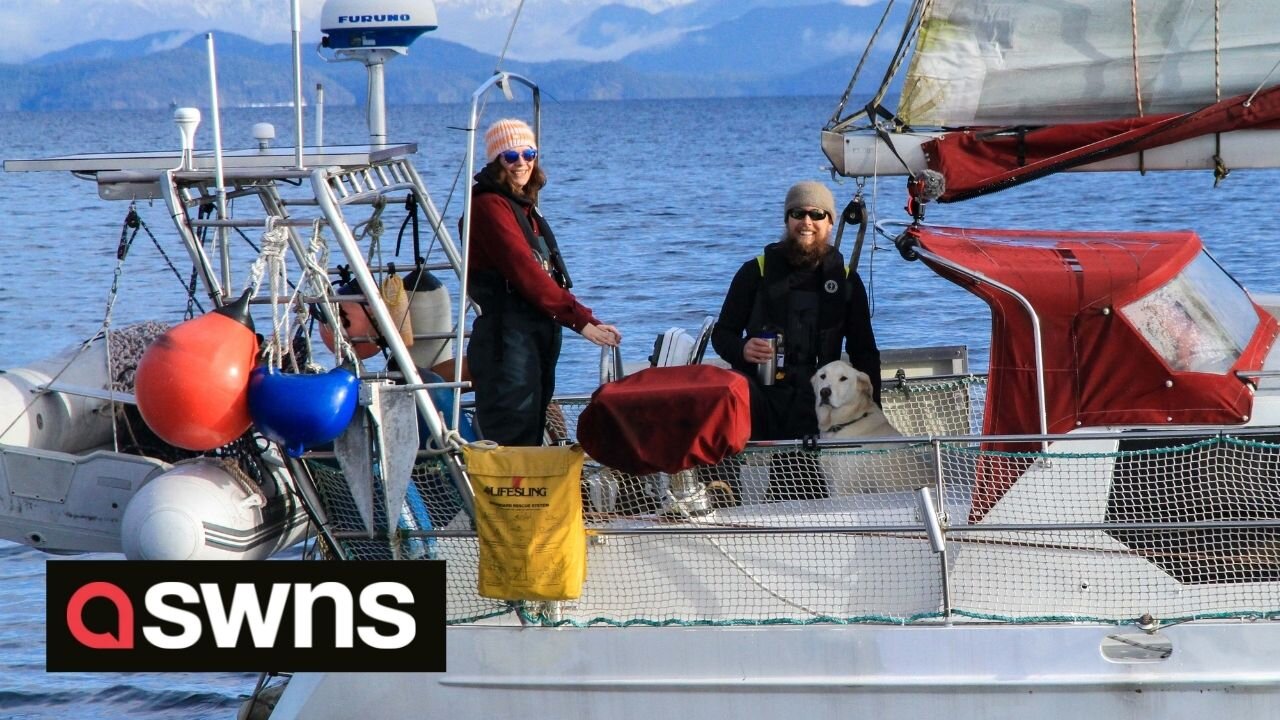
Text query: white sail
899 0 1280 127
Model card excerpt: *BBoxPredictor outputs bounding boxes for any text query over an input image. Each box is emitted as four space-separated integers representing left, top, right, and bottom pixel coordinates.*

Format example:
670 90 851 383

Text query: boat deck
303 374 1280 629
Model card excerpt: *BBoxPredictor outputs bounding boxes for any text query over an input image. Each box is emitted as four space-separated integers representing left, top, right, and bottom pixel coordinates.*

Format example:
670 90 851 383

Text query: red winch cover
577 365 751 476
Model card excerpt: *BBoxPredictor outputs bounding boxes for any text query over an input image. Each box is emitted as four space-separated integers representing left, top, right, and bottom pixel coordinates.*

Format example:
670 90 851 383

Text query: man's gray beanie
784 181 836 219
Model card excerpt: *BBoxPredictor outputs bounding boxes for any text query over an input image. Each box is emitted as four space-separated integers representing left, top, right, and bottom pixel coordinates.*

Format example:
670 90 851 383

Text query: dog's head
812 360 875 433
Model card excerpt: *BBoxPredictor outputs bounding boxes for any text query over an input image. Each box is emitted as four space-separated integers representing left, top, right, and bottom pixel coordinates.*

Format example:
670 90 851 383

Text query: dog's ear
855 370 872 398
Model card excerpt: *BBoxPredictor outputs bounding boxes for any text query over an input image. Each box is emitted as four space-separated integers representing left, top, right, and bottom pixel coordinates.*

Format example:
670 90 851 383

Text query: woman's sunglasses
787 208 829 221
499 148 538 164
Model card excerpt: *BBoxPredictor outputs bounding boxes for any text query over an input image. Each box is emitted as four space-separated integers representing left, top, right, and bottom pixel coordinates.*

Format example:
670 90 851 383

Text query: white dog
812 360 901 439
811 360 930 494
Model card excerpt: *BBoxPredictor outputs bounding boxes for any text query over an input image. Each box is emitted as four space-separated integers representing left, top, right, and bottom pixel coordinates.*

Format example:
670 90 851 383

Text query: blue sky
0 0 688 64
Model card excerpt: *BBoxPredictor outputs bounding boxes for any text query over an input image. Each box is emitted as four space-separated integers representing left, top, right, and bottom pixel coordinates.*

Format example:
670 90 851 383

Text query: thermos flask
756 332 779 386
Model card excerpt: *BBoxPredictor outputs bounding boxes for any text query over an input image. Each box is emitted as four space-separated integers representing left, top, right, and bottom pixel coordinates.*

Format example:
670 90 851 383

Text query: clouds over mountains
0 0 899 110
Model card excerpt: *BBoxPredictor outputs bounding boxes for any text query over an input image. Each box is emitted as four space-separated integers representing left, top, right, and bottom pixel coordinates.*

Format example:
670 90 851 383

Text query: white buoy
403 268 453 369
121 459 309 560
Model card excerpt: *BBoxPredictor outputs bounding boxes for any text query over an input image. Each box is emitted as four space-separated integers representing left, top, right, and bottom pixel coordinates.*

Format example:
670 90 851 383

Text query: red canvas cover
577 365 751 475
910 226 1277 520
922 85 1280 202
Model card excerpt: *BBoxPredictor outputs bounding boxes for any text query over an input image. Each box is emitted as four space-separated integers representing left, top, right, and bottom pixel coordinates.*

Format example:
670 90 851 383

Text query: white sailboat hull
270 621 1280 719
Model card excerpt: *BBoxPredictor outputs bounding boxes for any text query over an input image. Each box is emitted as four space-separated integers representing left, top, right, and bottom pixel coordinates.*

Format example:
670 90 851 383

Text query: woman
466 118 621 446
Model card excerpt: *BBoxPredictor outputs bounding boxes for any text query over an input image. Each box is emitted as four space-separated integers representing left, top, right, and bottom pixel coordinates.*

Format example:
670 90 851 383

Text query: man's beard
783 231 829 268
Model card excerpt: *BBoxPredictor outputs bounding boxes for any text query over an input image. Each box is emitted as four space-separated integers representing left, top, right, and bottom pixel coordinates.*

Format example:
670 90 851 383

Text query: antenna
173 107 201 170
318 0 439 146
253 123 277 151
291 0 305 168
206 33 232 294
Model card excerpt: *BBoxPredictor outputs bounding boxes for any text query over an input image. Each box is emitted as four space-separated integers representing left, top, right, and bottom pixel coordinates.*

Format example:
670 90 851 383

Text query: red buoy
318 282 380 359
135 292 259 450
318 303 380 359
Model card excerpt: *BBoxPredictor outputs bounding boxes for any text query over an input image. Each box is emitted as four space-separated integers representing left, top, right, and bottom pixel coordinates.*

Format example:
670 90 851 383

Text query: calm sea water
0 96 1278 718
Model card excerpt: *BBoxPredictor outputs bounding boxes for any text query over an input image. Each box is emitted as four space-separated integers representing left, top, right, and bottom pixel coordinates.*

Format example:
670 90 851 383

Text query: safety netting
306 374 1280 628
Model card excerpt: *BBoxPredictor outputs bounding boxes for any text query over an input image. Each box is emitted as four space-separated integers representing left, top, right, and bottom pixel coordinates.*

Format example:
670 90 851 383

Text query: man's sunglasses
500 148 538 164
787 208 829 221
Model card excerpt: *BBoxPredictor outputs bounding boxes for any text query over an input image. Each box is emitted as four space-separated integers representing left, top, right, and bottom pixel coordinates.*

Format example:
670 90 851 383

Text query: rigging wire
867 140 886 320
1214 0 1222 104
1129 0 1144 117
1212 0 1229 186
436 0 530 254
867 0 933 123
829 0 929 132
0 205 146 443
1244 57 1280 107
827 0 901 129
1128 0 1146 173
493 0 527 71
427 0 529 345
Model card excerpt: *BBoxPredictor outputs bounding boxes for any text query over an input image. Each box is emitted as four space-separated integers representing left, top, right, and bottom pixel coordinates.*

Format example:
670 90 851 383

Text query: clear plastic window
1119 253 1258 373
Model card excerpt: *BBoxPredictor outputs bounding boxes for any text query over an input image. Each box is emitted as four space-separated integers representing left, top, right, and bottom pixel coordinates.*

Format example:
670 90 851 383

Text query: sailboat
5 0 1280 718
240 1 1280 718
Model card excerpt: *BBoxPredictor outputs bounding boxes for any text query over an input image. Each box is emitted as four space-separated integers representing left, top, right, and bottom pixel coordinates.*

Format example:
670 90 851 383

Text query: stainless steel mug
756 334 778 386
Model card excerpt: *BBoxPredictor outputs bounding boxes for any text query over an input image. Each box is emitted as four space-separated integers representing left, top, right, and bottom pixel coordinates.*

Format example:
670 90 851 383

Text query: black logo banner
47 560 446 672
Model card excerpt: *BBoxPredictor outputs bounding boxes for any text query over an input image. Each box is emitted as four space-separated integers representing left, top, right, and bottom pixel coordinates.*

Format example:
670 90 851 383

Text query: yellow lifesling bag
463 443 586 601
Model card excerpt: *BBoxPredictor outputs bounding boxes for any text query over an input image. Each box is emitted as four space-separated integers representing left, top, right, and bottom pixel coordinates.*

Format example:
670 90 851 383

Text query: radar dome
320 0 438 53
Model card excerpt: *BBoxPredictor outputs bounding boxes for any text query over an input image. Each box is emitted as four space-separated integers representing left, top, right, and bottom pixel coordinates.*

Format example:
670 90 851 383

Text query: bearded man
711 181 882 447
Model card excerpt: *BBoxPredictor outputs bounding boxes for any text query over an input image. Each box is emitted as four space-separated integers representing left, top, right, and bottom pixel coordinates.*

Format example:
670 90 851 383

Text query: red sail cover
578 365 751 475
923 85 1280 202
911 226 1278 520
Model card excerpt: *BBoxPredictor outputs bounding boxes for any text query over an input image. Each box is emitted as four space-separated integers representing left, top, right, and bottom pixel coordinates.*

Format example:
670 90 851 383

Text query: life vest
467 186 572 316
747 243 851 381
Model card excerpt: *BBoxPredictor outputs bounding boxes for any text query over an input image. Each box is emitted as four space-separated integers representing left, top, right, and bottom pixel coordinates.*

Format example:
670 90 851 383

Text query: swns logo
47 561 446 672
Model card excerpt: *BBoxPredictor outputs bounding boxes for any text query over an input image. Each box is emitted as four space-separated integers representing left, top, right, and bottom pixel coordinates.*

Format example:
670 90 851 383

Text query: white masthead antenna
173 107 202 170
319 0 439 146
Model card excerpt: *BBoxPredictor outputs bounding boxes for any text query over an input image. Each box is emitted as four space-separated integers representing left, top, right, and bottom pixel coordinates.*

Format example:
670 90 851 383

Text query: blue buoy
248 366 360 457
